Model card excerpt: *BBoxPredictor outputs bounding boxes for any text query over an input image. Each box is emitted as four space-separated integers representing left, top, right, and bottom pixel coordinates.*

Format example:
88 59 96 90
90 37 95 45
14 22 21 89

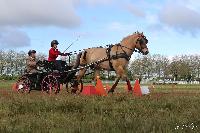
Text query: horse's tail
72 51 87 69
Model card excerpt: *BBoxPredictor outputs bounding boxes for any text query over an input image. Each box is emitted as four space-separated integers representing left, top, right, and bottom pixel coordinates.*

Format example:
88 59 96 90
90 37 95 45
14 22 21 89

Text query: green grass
0 80 200 132
0 80 15 90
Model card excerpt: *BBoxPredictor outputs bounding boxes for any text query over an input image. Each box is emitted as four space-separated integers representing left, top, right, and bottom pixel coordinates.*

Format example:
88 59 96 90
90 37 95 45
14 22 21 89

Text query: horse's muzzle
142 48 149 55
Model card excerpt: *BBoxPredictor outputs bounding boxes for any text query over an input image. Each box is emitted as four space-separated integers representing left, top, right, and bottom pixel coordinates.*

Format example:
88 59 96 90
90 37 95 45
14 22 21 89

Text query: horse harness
106 43 134 70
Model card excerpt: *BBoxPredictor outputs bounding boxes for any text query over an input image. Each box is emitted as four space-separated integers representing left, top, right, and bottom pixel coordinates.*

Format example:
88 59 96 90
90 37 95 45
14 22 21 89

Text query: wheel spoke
41 74 59 94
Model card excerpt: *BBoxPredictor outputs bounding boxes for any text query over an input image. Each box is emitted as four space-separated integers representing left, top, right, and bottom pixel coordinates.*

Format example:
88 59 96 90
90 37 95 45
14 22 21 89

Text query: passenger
26 50 37 73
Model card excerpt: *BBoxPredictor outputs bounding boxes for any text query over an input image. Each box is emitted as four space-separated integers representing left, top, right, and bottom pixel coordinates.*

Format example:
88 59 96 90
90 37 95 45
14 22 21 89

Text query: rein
117 43 141 54
117 44 134 51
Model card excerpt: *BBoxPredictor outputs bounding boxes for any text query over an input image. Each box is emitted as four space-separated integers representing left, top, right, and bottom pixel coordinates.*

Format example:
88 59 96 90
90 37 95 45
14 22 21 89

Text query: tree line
1 50 200 82
129 54 200 82
0 50 46 79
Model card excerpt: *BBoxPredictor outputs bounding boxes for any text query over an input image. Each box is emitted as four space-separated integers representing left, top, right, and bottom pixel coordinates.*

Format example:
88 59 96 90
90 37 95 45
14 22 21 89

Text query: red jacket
48 48 61 61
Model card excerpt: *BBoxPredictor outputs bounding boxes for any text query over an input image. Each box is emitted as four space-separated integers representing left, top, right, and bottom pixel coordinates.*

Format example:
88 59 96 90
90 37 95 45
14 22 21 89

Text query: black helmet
28 50 36 56
51 40 59 47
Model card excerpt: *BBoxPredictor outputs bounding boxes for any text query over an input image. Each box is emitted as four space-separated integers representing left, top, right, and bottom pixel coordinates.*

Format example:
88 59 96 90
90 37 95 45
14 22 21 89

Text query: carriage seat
43 60 68 72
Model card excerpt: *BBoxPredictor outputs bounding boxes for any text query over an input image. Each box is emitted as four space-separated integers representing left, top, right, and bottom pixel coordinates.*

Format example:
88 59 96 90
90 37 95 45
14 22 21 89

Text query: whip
63 35 80 53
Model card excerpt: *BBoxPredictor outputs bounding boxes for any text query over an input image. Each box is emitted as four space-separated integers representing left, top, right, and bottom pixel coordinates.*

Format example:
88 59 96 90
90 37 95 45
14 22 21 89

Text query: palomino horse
74 31 149 93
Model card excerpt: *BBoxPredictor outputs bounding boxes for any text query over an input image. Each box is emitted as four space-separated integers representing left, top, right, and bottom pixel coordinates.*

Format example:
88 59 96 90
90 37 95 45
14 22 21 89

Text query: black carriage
15 57 81 94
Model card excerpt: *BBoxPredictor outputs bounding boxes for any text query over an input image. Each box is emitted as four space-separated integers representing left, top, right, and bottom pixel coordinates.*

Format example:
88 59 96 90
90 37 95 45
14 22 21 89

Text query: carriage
14 56 81 94
14 32 149 94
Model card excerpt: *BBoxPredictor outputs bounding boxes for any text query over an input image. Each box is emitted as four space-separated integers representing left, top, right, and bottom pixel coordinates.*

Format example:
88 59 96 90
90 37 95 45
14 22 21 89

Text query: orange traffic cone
82 85 97 95
133 79 142 96
95 76 107 96
12 83 17 91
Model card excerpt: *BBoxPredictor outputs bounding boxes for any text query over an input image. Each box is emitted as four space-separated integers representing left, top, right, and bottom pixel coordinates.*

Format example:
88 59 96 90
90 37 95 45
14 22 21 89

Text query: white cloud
108 22 136 32
124 3 146 18
0 0 81 28
0 27 30 48
145 14 159 25
179 0 200 11
159 2 200 35
85 0 114 6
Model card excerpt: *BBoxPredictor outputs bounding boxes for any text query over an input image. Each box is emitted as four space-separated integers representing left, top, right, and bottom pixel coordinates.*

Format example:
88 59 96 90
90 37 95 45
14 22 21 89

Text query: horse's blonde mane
121 32 144 45
120 32 137 45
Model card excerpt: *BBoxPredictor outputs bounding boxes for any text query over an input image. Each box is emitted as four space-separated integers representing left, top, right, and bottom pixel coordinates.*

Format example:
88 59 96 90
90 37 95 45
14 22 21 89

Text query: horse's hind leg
77 68 87 81
108 76 121 93
71 68 87 93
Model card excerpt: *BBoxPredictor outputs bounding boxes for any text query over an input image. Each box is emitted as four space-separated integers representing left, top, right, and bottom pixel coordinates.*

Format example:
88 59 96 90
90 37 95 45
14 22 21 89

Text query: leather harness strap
106 45 114 70
106 44 133 70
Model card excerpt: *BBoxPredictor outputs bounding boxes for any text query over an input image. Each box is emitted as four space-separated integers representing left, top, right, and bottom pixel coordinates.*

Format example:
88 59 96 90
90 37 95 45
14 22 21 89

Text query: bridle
118 35 148 54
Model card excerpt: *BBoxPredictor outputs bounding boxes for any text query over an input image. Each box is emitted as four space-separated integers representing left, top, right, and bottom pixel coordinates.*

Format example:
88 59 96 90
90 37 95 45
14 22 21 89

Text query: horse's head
121 31 149 55
134 31 149 55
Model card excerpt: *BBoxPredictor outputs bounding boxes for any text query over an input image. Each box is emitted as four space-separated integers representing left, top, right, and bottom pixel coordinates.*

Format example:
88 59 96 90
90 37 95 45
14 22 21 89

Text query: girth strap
111 53 130 61
106 45 114 70
106 44 131 70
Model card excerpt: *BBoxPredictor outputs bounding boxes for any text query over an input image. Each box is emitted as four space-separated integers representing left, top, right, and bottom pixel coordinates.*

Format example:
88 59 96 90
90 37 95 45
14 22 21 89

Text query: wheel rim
16 76 31 93
41 75 59 93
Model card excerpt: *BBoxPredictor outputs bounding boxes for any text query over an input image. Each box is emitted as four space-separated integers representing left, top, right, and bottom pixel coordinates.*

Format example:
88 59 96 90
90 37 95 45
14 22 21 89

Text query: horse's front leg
120 69 132 92
125 77 132 92
109 76 132 93
108 65 126 93
108 65 131 93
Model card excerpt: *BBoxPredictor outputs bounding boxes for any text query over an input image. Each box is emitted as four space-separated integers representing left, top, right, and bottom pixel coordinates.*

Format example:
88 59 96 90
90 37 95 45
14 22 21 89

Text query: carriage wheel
41 75 59 94
16 76 31 93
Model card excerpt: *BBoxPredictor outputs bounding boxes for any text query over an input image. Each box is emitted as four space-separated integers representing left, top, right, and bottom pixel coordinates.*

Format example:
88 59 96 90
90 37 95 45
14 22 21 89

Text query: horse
73 31 149 93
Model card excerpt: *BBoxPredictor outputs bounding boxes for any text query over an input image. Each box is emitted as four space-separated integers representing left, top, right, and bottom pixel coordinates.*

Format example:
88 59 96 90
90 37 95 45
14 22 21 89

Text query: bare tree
129 54 154 79
152 54 170 80
167 55 191 81
0 50 6 75
0 50 47 76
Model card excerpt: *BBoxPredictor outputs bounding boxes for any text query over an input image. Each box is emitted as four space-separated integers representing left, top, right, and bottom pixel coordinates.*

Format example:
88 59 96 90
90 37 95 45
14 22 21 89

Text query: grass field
0 80 200 133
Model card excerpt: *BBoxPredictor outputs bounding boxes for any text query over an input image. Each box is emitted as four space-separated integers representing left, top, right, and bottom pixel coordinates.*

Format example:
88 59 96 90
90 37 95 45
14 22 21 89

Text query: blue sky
0 0 200 57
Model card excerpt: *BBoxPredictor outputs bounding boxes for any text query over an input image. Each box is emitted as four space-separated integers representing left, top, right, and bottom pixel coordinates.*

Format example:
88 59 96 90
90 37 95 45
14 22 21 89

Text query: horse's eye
139 39 143 44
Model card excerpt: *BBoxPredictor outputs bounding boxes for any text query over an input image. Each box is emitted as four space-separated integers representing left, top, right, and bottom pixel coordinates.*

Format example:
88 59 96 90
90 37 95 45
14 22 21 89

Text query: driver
48 40 69 71
48 40 61 61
